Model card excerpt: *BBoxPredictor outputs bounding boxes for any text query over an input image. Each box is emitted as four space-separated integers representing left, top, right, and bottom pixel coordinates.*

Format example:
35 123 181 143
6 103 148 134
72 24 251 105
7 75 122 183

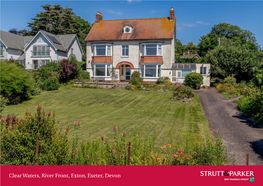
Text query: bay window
142 43 162 56
93 64 111 77
141 64 161 78
94 45 112 56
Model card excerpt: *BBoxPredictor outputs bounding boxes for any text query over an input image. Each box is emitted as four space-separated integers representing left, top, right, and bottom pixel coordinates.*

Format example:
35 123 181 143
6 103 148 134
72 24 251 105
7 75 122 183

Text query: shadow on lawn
250 140 263 161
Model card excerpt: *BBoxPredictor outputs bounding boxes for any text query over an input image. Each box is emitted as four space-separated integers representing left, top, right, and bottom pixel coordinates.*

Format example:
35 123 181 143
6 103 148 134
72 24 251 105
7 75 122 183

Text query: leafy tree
175 39 185 56
59 59 77 83
205 37 260 82
197 34 219 57
198 23 260 57
184 42 198 54
9 28 31 36
26 5 81 37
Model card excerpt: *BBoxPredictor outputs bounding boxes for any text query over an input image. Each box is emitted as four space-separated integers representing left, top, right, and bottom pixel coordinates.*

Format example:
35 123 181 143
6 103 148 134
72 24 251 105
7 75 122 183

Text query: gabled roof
24 30 84 54
180 53 201 59
0 30 29 51
85 17 175 42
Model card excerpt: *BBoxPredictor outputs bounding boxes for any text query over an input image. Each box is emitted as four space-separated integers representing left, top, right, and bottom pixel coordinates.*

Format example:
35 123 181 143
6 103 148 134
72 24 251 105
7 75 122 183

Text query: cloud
176 26 184 30
196 21 210 25
151 10 156 13
182 23 196 28
127 0 141 2
107 10 123 15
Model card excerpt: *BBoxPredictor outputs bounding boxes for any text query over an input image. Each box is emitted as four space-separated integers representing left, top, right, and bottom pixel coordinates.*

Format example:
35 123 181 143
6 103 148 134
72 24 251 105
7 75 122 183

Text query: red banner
1 165 262 186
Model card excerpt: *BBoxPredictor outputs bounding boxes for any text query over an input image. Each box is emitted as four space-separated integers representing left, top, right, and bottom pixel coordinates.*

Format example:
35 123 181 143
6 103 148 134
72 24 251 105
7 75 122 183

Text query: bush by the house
222 75 236 85
129 71 142 85
0 105 71 165
0 61 34 104
59 59 77 83
0 96 9 113
185 72 204 89
156 77 170 84
172 86 194 100
33 67 60 91
237 91 263 126
45 61 61 71
69 56 82 79
125 84 133 90
78 71 90 82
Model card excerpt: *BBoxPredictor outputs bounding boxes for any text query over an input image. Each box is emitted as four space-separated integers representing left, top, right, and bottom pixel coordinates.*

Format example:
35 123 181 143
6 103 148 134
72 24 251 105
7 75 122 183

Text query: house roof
24 30 83 54
0 30 32 51
85 17 175 42
180 53 201 59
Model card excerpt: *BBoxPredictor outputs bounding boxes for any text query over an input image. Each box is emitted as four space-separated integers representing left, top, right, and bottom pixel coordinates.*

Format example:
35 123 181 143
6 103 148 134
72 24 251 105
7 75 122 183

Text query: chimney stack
95 11 102 23
169 7 174 21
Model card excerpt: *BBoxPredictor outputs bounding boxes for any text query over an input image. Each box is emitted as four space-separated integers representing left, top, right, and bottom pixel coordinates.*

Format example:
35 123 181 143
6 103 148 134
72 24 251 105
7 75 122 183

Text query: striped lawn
2 86 212 148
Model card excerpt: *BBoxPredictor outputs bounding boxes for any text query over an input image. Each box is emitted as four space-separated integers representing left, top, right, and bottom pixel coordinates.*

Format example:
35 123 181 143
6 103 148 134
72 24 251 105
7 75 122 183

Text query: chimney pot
96 11 103 23
169 7 174 21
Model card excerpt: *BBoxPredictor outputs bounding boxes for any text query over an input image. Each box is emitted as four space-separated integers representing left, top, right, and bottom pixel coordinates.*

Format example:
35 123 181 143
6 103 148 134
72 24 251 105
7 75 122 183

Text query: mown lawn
2 86 212 148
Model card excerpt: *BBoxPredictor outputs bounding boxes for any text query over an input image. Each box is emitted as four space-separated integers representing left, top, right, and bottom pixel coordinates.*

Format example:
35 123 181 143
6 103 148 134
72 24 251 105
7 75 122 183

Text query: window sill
141 55 163 57
121 56 129 58
31 56 50 58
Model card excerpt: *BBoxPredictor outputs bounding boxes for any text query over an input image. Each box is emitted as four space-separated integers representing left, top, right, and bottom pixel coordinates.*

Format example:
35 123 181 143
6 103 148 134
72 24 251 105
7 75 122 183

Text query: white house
0 30 84 69
84 8 210 86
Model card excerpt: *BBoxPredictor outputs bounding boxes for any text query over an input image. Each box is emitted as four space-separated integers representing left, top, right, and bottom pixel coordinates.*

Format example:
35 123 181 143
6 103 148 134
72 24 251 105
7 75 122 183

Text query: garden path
194 88 263 165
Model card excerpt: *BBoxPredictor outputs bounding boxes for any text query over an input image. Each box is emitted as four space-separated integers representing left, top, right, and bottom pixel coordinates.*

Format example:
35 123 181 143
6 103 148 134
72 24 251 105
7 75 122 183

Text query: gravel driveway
194 88 263 165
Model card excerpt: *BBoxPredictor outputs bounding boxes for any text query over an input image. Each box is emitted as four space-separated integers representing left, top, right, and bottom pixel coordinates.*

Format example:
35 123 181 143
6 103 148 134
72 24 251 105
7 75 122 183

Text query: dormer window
124 26 132 34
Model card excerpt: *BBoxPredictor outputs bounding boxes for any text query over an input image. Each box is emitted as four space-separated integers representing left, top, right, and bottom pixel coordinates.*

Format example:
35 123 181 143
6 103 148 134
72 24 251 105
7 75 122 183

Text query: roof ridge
100 17 170 21
0 30 25 38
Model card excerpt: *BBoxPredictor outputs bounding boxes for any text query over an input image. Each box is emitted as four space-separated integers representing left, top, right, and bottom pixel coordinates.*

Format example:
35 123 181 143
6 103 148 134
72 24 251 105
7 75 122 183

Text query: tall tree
175 39 185 57
25 5 87 38
9 28 31 36
198 23 260 57
184 42 198 54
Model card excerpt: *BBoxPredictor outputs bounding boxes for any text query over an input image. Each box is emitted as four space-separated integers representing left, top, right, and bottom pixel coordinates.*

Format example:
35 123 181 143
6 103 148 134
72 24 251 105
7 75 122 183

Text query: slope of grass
2 86 212 148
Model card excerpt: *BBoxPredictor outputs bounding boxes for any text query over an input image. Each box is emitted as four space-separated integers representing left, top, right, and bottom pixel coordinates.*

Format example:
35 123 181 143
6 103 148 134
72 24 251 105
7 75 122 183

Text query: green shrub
78 71 90 82
45 61 61 71
0 61 34 104
33 67 60 91
237 91 263 126
125 84 133 90
172 86 194 100
253 68 263 88
129 71 142 85
0 105 71 165
185 72 204 89
223 75 236 85
69 56 82 79
0 96 9 113
156 77 170 84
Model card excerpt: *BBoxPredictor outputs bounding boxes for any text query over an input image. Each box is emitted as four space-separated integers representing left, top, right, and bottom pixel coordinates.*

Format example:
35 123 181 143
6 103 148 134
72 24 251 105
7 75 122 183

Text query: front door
33 60 38 69
125 66 131 81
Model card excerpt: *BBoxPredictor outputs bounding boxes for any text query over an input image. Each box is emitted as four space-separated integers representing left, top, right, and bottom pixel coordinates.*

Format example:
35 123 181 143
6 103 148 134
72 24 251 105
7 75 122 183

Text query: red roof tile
140 56 164 64
85 17 175 41
91 56 112 63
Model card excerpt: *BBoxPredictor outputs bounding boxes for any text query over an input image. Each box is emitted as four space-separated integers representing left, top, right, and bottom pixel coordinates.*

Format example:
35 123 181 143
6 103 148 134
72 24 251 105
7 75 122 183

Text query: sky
1 0 263 48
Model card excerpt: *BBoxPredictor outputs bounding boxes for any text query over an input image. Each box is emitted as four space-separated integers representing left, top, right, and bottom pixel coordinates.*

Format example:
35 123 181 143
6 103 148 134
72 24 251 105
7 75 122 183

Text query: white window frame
94 44 112 56
171 69 195 82
141 64 161 78
124 26 132 34
32 44 50 56
122 45 129 57
200 67 207 75
93 63 111 77
0 45 3 56
141 43 162 56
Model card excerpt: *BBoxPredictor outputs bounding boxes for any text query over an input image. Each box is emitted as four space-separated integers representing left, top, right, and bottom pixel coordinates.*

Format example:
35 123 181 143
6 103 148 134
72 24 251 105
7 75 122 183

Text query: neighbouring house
180 52 201 59
85 8 210 86
0 30 83 69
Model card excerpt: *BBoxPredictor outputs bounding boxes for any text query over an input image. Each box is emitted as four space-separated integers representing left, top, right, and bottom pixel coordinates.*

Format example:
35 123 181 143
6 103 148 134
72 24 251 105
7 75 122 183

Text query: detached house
85 8 210 86
0 30 83 69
